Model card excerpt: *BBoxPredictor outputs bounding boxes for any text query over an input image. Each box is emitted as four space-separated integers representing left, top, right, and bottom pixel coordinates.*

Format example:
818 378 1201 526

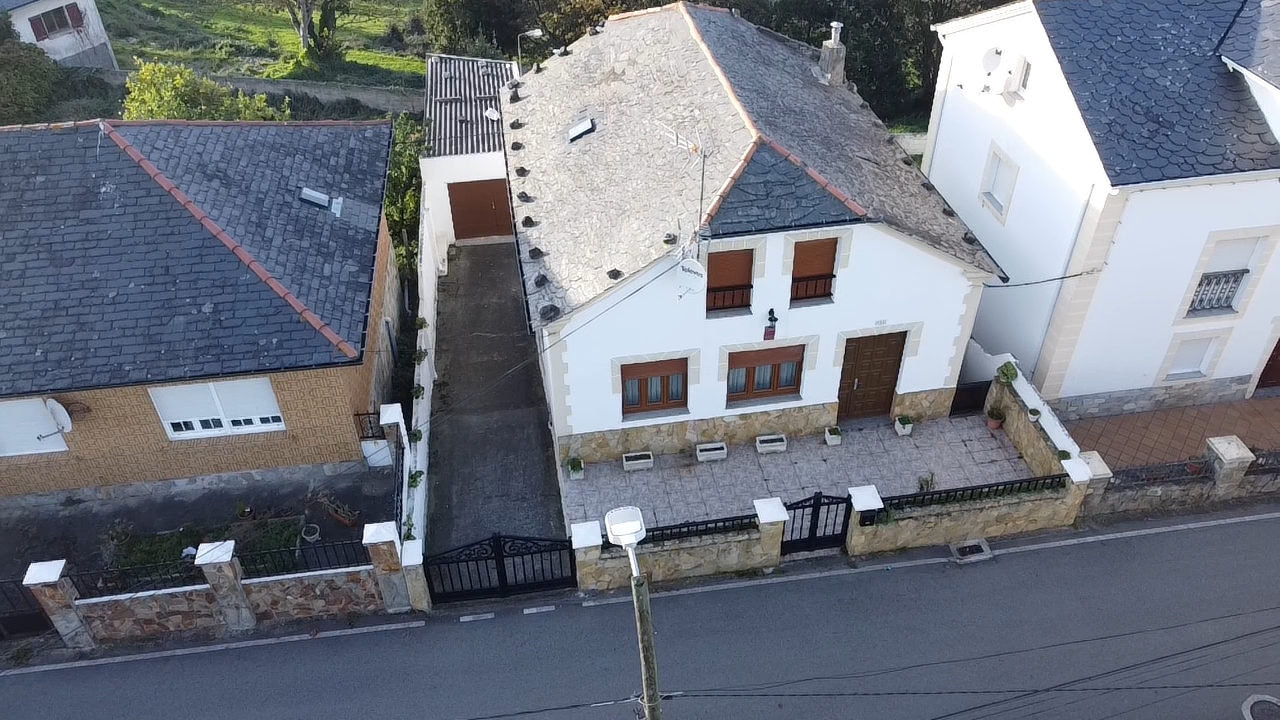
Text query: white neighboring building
419 54 516 273
501 3 1000 463
5 0 116 69
925 0 1280 420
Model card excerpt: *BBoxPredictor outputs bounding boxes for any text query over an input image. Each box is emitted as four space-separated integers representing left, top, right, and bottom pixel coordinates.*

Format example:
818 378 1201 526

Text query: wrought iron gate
782 492 852 555
0 578 52 640
425 534 575 603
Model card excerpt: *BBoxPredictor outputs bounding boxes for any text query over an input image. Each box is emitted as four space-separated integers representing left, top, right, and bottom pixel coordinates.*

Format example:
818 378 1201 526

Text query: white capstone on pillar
195 540 256 632
846 485 884 556
363 522 411 614
23 559 95 650
570 521 603 592
752 497 788 568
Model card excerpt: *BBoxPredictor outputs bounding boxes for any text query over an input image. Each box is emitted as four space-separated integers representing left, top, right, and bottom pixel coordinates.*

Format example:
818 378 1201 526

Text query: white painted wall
926 7 1109 375
10 0 113 65
545 224 983 436
419 151 508 266
1061 178 1280 396
1230 63 1280 138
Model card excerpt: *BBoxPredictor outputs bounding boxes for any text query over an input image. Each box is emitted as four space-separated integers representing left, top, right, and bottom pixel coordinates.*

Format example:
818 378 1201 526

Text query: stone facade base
561 403 838 464
1050 375 1252 422
890 388 955 422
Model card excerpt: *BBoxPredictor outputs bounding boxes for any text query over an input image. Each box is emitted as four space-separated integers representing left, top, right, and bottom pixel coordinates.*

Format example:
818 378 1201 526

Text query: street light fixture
604 506 661 720
517 28 544 76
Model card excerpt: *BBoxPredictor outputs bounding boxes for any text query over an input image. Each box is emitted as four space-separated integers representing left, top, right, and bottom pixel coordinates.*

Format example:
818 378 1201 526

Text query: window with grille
1187 238 1258 315
727 346 804 401
706 250 753 312
791 238 837 302
149 378 286 440
621 359 688 415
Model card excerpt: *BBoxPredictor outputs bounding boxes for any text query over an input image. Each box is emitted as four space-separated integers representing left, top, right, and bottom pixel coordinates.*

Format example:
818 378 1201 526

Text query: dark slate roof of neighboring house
1035 0 1280 185
503 2 995 328
0 119 391 399
425 54 516 157
1220 0 1280 89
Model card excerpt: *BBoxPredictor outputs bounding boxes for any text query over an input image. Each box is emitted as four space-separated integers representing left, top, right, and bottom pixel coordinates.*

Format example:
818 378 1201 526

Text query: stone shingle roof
0 119 391 398
503 2 994 329
1220 0 1280 89
1035 0 1280 185
425 54 516 157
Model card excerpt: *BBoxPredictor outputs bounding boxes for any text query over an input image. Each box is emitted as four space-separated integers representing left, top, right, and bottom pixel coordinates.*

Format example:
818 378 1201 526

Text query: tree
0 12 62 125
385 113 424 275
123 62 290 121
261 0 348 57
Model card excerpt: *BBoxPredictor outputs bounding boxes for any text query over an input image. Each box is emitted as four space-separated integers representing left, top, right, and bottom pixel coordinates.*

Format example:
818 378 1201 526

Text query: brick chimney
819 21 846 88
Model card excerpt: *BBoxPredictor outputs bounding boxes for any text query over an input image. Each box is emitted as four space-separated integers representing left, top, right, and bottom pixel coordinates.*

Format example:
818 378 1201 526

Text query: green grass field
97 0 426 87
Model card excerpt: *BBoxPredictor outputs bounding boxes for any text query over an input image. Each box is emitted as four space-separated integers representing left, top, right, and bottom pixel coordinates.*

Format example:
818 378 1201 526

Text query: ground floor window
621 359 688 415
727 346 804 401
149 377 285 440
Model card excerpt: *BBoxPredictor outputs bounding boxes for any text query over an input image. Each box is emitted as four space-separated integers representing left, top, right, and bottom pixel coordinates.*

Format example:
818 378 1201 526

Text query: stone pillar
195 541 256 632
570 521 603 592
23 560 95 650
752 498 787 570
363 522 411 614
1207 435 1256 500
845 485 884 557
401 538 432 613
1075 451 1113 518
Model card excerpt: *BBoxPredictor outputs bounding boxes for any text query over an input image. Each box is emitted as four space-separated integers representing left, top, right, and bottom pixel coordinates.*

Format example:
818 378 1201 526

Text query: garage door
448 179 514 241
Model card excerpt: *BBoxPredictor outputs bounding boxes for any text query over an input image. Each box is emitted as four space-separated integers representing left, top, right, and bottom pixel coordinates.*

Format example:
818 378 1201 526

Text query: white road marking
522 605 556 615
459 612 495 622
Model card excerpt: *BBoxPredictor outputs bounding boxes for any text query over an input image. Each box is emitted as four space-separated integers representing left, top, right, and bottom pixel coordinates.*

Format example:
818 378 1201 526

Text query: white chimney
819 21 846 88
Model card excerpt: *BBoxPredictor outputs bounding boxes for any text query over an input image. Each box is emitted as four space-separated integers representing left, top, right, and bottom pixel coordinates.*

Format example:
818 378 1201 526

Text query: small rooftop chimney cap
830 21 844 44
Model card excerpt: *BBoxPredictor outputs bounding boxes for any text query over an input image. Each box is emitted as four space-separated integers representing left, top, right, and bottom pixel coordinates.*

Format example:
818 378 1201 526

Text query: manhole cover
1245 696 1280 720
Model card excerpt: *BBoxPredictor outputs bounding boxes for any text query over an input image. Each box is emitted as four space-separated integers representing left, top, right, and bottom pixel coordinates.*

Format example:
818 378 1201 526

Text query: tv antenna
651 116 714 228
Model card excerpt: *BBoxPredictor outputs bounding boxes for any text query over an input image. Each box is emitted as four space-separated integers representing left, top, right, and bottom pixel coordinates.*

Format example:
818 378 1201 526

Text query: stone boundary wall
984 370 1078 478
1050 375 1252 422
244 567 382 624
94 69 424 114
77 585 221 640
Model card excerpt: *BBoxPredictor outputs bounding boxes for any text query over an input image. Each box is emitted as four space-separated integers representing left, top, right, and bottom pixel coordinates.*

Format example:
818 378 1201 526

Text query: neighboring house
4 0 117 69
419 54 517 270
0 119 400 497
501 2 1000 463
925 0 1280 420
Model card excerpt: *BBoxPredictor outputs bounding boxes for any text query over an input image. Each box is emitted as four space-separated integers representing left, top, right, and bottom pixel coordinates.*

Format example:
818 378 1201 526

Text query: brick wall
347 218 402 415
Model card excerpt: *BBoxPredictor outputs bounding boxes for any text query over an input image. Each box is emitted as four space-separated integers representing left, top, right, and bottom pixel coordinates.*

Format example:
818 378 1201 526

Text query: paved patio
1067 397 1280 470
563 415 1032 529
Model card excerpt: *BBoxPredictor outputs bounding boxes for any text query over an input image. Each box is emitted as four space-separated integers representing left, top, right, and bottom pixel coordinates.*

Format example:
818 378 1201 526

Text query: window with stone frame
621 358 688 415
727 345 804 401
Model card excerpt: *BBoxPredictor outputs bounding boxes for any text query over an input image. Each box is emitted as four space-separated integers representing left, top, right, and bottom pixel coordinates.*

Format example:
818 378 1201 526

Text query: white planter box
695 442 727 462
622 451 654 472
824 427 842 446
568 463 585 481
755 434 788 454
894 418 914 437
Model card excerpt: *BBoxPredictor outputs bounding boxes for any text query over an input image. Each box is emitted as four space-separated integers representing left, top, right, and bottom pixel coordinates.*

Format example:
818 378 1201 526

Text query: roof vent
510 119 524 130
552 46 569 56
539 305 561 322
330 197 344 217
534 273 549 288
522 216 537 228
529 247 545 259
517 191 533 202
662 233 678 245
511 141 524 151
533 62 543 73
300 187 330 208
921 180 935 191
606 269 623 280
567 117 595 143
942 206 956 217
484 107 501 122
963 232 978 245
515 166 530 177
901 157 913 166
588 26 600 35
506 78 521 90
509 89 521 103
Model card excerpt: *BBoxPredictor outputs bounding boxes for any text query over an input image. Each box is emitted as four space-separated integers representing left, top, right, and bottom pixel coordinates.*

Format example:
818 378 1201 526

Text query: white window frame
0 398 69 457
1159 330 1230 383
149 378 285 441
980 144 1019 223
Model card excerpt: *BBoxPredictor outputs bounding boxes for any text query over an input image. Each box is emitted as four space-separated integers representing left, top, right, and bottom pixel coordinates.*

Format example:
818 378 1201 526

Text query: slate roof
1220 0 1280 89
1035 0 1280 185
425 54 516 157
0 119 391 399
503 2 994 329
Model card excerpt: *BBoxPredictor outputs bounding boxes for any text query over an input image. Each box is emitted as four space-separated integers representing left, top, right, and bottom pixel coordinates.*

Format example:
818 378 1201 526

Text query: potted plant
408 429 422 443
824 426 842 446
996 361 1018 386
413 349 429 364
301 524 321 543
568 457 585 480
322 497 360 528
1028 407 1042 424
412 385 425 399
917 471 936 493
1056 450 1072 461
986 408 1005 430
894 415 914 437
235 500 253 520
408 470 424 488
415 316 427 330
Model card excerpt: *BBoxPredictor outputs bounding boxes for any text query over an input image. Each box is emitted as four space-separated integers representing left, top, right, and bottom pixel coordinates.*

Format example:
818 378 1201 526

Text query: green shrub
0 25 61 125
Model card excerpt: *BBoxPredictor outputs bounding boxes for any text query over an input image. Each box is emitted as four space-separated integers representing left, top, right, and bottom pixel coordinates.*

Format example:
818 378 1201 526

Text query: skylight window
568 117 595 143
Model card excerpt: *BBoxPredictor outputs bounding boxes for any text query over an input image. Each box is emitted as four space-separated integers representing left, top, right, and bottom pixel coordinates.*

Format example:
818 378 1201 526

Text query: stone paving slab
564 415 1032 529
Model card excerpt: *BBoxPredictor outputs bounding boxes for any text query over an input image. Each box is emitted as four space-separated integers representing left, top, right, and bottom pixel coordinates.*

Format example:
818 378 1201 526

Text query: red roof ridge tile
98 119 360 360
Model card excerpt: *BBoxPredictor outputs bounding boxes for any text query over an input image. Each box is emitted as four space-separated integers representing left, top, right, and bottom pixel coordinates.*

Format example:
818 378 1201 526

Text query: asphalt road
5 513 1280 720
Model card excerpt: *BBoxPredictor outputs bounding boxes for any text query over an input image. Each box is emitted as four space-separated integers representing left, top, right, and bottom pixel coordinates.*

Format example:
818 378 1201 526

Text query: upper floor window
1187 238 1258 315
727 346 804 402
621 359 687 416
29 4 83 40
706 250 753 312
149 378 285 440
791 238 837 303
0 399 68 457
980 147 1018 222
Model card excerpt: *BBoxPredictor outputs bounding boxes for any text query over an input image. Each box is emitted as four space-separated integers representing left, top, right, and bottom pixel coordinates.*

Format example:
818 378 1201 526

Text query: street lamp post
604 506 662 720
516 28 544 76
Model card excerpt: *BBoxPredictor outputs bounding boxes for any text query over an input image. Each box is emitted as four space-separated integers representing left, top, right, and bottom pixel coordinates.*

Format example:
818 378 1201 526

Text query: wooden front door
447 179 513 240
1259 340 1280 389
838 332 907 420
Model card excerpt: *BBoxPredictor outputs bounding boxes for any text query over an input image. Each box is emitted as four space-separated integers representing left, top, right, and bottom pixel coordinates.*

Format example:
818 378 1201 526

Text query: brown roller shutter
707 250 753 289
793 239 837 278
729 345 806 368
621 358 688 381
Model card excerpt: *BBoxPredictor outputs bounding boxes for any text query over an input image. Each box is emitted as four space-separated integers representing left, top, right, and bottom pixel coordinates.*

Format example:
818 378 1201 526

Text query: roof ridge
110 119 391 128
676 1 761 138
0 119 105 133
98 120 360 360
1213 0 1251 55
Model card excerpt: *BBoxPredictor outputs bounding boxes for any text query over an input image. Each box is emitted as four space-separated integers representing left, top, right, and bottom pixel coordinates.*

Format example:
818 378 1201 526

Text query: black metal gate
782 492 852 555
425 534 575 603
0 578 52 640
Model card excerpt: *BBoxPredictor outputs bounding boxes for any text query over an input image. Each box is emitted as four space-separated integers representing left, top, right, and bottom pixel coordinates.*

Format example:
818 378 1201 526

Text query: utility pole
631 572 661 720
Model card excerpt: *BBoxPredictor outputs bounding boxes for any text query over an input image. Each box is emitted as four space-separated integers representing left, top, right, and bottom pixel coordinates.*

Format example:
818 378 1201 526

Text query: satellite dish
980 47 1004 74
46 399 72 433
676 258 706 297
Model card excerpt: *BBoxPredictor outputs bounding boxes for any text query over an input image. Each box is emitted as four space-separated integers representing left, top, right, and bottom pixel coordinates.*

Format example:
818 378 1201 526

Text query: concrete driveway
426 243 564 554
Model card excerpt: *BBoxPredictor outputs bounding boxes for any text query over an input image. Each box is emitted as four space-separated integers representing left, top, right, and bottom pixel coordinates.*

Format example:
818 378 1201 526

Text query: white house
501 2 1000 463
5 0 116 69
925 0 1280 420
419 54 516 273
